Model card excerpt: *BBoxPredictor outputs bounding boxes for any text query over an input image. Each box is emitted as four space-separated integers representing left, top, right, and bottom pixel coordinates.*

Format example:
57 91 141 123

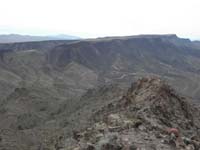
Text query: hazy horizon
0 0 199 40
0 33 198 41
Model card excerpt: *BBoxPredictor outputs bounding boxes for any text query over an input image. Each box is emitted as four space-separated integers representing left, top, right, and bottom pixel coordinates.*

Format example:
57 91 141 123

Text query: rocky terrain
0 34 200 149
67 77 200 150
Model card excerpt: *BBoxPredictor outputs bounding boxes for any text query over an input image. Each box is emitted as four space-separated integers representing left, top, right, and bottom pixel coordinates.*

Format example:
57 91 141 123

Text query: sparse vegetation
0 35 200 149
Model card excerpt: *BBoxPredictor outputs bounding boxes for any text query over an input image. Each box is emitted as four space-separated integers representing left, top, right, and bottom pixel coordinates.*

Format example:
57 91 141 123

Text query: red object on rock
166 128 179 137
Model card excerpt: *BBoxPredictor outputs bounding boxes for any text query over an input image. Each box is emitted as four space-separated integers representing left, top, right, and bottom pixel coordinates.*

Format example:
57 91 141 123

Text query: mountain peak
126 77 174 103
70 77 200 149
128 77 168 92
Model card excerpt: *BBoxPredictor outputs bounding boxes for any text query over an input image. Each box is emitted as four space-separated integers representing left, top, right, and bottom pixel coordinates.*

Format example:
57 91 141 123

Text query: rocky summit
67 77 200 150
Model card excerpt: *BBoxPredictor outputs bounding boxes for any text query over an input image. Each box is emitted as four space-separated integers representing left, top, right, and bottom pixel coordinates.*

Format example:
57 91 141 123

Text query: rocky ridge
68 77 200 150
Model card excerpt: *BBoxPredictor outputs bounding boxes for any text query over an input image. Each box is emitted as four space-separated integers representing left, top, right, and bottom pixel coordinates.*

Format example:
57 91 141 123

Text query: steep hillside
68 77 200 150
49 34 200 100
0 82 125 149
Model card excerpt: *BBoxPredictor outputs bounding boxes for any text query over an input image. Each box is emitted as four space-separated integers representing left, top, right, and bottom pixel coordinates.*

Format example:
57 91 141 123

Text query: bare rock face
69 77 200 150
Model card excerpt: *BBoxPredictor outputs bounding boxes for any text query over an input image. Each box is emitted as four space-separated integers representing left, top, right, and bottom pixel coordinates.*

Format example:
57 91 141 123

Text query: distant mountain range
0 34 80 43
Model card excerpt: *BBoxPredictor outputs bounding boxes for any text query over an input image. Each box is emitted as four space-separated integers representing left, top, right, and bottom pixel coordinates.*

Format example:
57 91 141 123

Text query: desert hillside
0 35 200 149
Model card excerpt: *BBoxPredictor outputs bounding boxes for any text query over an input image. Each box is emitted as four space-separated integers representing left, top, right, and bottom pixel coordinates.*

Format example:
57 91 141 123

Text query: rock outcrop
69 77 200 150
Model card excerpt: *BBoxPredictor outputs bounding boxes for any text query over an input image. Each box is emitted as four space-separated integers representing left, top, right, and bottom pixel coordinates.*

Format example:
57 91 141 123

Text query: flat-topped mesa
130 34 178 39
95 34 179 40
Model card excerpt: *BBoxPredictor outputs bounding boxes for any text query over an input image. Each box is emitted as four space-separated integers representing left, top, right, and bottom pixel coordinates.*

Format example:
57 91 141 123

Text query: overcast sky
0 0 199 39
